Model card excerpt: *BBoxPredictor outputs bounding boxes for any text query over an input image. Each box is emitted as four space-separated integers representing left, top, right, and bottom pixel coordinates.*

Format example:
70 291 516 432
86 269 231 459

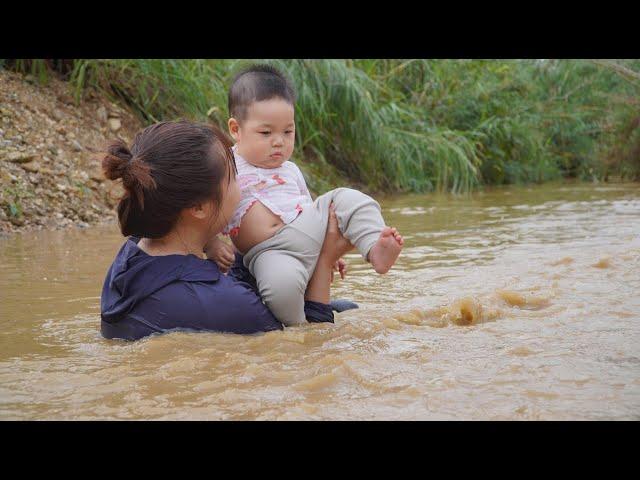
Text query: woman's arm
305 203 354 304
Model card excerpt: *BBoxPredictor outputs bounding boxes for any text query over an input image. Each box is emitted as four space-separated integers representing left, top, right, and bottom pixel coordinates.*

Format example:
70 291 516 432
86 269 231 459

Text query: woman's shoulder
102 238 220 320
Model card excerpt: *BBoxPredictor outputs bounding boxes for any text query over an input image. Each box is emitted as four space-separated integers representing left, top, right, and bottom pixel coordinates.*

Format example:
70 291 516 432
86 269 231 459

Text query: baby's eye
285 130 293 134
259 131 271 136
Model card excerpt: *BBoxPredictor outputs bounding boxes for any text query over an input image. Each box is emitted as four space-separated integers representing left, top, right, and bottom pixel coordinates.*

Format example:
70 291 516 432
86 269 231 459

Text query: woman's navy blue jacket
100 237 334 340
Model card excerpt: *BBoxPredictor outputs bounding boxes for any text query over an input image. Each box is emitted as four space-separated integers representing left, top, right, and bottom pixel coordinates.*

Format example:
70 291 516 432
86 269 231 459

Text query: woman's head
102 120 240 239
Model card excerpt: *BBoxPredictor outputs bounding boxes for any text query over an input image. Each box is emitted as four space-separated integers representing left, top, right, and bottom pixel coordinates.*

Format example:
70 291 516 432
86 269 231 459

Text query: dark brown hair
228 64 296 122
101 120 236 238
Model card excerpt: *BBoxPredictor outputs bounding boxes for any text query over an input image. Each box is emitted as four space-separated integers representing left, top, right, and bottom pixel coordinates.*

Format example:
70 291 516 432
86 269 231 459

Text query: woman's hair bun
102 139 132 180
102 139 156 209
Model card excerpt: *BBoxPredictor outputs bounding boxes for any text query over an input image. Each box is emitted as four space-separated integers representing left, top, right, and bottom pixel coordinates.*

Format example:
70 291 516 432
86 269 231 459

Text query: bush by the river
4 59 639 193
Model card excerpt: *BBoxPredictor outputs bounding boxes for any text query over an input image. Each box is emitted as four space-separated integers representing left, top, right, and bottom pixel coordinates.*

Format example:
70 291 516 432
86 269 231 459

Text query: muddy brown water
1 183 639 420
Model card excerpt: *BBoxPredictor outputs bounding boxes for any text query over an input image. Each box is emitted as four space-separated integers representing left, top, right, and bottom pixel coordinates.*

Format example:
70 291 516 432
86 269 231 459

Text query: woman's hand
306 203 352 303
318 202 354 286
320 202 354 282
204 237 236 274
319 202 354 265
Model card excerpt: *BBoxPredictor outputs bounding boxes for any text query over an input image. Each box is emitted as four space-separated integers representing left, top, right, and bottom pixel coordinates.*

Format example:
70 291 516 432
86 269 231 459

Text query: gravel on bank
0 70 143 236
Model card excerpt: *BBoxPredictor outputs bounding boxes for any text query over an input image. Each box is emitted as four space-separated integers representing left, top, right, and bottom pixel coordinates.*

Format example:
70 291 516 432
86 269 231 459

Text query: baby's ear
228 118 240 141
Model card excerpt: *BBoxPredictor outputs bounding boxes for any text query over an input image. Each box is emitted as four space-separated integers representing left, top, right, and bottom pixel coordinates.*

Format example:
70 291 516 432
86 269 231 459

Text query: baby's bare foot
369 227 404 274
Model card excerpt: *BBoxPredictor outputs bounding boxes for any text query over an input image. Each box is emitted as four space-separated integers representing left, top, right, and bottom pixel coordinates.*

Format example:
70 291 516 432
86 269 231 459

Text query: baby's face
232 98 295 169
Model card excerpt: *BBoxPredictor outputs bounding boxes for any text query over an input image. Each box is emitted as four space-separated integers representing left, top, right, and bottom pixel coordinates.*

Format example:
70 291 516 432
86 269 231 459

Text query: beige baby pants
243 188 384 326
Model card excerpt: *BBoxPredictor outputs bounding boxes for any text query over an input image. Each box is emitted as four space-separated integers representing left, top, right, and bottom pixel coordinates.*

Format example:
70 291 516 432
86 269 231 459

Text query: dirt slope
0 70 142 236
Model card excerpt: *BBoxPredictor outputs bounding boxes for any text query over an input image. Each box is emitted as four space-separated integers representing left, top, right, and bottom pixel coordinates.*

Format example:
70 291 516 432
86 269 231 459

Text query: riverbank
0 70 142 236
2 61 638 237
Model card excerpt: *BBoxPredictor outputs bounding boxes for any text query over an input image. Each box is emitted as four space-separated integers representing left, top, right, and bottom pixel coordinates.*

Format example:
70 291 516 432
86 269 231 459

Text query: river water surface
1 183 639 419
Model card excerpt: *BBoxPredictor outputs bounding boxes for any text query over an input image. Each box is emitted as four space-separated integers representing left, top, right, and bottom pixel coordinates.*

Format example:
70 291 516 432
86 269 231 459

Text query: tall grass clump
68 59 230 124
7 58 638 192
269 60 481 192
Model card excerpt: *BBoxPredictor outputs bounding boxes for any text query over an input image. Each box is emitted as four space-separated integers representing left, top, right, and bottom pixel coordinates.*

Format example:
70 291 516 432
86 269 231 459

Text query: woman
100 120 354 340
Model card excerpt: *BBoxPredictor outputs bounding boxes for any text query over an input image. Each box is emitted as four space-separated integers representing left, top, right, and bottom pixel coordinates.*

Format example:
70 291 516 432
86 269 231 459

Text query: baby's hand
205 237 236 274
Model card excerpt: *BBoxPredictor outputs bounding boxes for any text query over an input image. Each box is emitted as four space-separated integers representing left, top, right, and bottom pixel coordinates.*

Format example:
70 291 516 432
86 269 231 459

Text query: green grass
6 59 639 192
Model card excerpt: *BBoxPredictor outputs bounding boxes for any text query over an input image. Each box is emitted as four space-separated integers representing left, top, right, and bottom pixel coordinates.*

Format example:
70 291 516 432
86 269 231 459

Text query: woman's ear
228 118 240 142
188 201 210 220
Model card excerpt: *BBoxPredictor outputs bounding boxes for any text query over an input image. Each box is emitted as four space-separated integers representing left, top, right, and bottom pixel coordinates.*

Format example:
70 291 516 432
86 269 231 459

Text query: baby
206 64 403 326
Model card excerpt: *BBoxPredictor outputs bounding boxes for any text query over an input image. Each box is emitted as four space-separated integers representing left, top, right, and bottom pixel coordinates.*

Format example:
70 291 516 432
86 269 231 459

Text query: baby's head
227 64 296 168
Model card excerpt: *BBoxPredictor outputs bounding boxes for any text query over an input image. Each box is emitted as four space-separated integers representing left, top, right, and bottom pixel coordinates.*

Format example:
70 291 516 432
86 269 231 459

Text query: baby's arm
204 236 237 273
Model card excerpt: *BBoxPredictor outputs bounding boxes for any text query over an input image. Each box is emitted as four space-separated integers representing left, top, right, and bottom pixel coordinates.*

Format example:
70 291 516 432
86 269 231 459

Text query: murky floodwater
1 182 639 420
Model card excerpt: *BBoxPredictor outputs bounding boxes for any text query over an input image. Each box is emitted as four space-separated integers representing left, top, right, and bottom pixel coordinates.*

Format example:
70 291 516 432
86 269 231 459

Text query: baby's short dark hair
228 64 296 122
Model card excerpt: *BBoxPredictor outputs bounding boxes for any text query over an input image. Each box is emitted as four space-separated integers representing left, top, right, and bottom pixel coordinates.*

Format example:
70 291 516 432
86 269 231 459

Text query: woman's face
203 163 240 238
180 141 242 245
218 170 241 228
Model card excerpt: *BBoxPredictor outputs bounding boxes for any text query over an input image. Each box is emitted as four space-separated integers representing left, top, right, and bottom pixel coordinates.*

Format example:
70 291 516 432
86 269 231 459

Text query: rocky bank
0 70 142 236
